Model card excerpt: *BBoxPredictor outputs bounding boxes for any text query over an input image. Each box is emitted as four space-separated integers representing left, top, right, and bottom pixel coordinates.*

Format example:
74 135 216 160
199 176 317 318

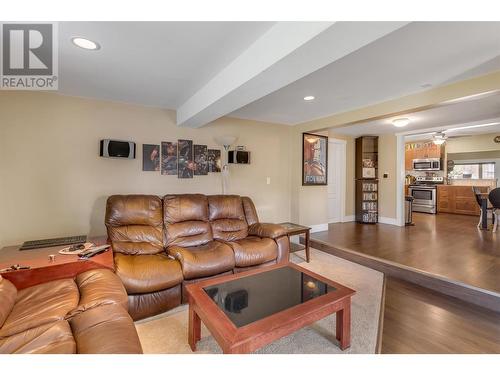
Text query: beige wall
328 131 355 217
3 73 500 245
446 132 500 153
290 130 328 226
0 92 292 247
291 71 500 226
378 134 397 219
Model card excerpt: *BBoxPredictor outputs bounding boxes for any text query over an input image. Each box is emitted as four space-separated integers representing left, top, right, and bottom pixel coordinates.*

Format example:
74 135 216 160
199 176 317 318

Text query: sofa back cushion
105 195 164 255
208 195 248 241
163 194 213 247
0 276 17 328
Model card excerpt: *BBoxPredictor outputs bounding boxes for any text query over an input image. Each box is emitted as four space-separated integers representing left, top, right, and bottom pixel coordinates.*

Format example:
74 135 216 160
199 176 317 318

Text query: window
449 162 495 179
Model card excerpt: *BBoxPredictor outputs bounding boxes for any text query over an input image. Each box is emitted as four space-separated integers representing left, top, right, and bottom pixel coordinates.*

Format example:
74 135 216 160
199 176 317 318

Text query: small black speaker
228 150 250 164
100 139 136 159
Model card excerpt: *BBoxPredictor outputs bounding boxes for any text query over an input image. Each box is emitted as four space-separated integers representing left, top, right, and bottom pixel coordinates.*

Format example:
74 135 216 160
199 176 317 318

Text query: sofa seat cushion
69 304 142 354
168 241 235 280
71 269 129 315
228 236 278 267
128 285 181 321
114 252 183 294
0 279 79 338
0 321 76 354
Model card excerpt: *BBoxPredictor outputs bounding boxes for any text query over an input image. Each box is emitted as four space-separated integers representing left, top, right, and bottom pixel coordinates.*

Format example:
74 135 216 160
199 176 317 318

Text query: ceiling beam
176 21 408 128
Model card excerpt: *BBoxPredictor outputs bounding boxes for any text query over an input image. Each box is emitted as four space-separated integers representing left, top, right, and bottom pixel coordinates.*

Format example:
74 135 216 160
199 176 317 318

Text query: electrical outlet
266 177 271 185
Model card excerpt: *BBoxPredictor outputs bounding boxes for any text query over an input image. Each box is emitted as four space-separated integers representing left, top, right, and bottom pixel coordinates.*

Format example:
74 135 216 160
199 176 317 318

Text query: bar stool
473 187 493 229
488 188 500 232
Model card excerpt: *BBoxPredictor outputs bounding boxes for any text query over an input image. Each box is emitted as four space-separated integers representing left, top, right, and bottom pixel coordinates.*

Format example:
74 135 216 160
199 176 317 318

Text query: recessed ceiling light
392 118 410 127
72 37 100 50
303 96 315 101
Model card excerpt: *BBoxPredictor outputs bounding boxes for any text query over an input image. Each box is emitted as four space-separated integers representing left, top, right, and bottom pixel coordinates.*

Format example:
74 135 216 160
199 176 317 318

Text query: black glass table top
203 266 336 328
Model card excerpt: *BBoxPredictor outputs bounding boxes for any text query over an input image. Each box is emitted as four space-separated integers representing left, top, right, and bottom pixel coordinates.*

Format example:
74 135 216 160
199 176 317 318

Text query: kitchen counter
448 179 497 189
437 185 488 216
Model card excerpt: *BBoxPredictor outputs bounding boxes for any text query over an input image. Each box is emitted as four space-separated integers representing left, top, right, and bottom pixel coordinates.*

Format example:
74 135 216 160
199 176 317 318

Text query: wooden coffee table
0 236 114 289
186 262 355 354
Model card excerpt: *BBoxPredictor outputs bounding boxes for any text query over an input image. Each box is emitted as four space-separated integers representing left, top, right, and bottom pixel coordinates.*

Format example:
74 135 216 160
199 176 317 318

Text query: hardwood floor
308 213 500 352
382 277 500 353
311 213 500 294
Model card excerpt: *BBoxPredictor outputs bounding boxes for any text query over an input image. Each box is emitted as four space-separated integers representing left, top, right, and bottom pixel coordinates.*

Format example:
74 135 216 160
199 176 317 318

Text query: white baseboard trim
378 216 399 226
309 223 329 233
342 215 355 222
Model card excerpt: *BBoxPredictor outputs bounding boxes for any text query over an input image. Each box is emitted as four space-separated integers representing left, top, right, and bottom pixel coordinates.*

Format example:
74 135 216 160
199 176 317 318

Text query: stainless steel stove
409 176 444 214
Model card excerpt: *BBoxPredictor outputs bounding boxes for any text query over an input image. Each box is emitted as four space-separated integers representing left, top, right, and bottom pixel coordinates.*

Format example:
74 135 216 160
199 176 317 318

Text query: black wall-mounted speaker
100 139 136 159
228 150 250 164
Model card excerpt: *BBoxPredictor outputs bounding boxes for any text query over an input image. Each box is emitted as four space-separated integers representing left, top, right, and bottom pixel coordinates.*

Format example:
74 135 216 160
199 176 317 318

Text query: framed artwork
142 144 160 171
194 145 208 175
207 149 221 172
161 141 177 175
178 139 194 178
302 133 328 185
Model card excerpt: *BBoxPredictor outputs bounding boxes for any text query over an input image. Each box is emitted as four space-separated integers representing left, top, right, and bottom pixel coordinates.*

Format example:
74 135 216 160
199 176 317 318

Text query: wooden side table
0 236 114 289
278 222 311 263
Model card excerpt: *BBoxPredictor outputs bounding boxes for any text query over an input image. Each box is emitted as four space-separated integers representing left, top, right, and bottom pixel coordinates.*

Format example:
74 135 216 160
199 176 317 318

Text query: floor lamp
214 135 238 195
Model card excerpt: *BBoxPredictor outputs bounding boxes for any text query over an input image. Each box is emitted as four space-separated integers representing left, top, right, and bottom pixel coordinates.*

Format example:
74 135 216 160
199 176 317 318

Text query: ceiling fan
432 132 447 145
432 130 471 145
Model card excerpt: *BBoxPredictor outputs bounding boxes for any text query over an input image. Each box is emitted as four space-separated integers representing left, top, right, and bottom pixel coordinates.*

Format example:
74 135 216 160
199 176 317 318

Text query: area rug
135 248 384 354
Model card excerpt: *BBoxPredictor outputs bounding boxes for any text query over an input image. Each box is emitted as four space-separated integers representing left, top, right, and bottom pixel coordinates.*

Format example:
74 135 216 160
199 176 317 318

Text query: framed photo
194 144 208 175
302 133 328 185
207 149 221 172
161 141 177 175
178 139 194 178
142 144 160 171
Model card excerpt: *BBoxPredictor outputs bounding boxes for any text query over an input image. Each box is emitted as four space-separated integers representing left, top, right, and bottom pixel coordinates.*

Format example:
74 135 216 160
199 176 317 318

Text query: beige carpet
135 248 384 354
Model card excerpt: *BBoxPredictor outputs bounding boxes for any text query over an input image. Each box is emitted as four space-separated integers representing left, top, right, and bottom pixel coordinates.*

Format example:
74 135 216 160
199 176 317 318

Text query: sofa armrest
248 223 287 239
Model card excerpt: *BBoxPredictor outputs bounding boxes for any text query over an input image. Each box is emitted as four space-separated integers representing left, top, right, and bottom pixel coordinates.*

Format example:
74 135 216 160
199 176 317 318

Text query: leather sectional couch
0 269 142 354
0 194 287 353
106 194 289 320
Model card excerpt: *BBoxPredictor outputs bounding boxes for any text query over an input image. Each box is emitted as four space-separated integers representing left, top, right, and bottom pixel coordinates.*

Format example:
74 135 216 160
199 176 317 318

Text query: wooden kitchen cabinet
405 142 442 170
437 185 487 216
405 146 414 170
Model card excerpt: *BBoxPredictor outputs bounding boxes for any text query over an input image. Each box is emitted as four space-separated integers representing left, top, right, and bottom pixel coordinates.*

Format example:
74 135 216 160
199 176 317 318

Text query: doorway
327 138 347 223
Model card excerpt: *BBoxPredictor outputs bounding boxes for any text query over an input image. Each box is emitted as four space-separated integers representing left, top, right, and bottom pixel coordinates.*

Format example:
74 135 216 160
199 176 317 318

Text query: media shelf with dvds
355 136 379 224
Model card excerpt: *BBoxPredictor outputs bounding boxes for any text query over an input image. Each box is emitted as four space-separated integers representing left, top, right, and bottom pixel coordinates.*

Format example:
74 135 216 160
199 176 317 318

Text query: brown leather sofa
0 269 142 354
106 194 289 320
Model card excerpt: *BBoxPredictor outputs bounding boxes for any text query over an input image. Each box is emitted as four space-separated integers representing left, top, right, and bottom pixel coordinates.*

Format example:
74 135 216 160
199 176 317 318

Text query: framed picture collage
142 141 222 178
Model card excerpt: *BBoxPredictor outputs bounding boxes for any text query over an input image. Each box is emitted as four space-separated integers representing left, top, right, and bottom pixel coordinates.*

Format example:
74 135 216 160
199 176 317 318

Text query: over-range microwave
412 158 441 171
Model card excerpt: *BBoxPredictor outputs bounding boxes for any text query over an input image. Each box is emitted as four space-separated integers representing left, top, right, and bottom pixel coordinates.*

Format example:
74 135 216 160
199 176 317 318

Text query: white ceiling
58 22 274 108
230 22 500 125
56 22 500 127
332 93 500 137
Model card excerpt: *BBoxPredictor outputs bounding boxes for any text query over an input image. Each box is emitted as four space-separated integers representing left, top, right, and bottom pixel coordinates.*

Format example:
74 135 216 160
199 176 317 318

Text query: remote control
78 245 110 259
